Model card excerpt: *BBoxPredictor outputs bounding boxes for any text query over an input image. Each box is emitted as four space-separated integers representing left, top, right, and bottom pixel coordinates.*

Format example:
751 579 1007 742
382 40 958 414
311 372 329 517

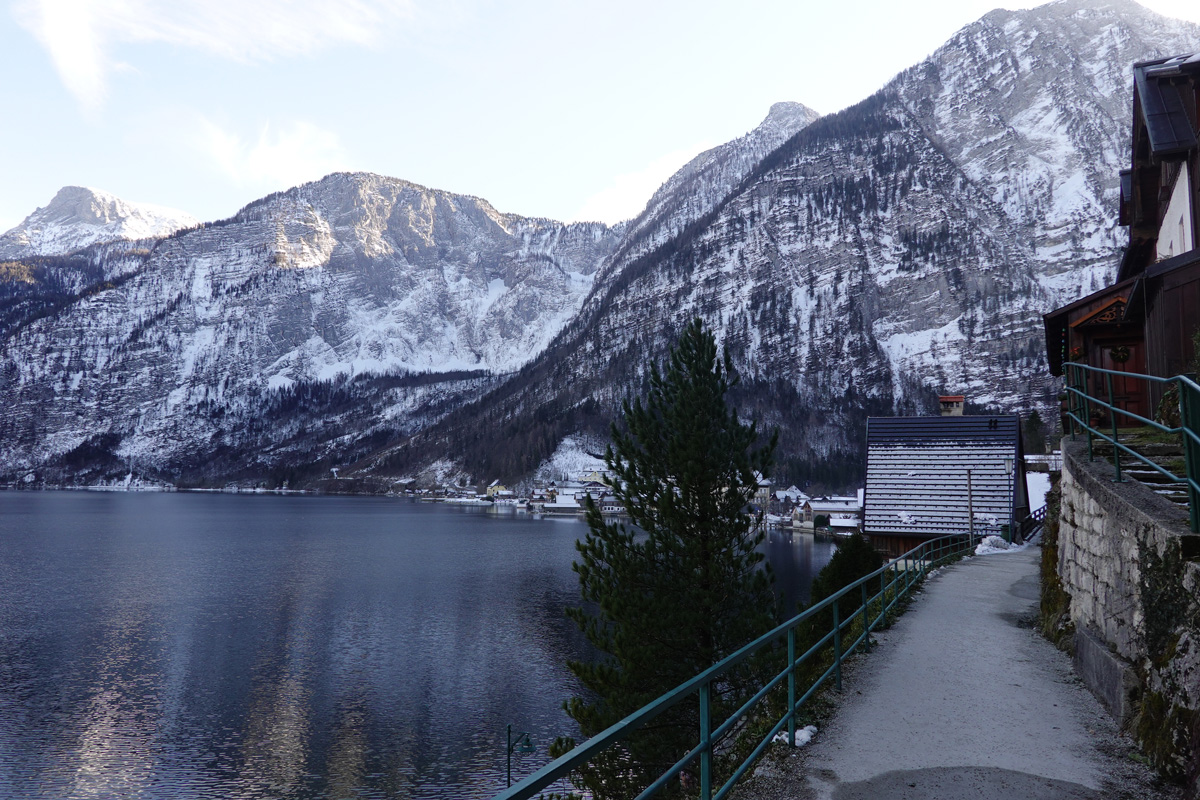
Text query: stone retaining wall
1058 438 1200 790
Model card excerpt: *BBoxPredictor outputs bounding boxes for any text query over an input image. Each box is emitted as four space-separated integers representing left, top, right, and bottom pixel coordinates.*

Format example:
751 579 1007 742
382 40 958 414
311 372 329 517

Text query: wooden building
863 415 1028 557
1045 53 1200 411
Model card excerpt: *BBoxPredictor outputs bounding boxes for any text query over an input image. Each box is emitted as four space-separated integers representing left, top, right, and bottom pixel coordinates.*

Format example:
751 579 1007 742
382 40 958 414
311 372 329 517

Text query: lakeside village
405 471 864 534
398 393 1064 551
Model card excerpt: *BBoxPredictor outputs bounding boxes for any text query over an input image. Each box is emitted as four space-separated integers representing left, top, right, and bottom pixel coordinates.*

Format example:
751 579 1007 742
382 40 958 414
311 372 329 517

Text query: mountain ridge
2 0 1197 489
352 0 1200 488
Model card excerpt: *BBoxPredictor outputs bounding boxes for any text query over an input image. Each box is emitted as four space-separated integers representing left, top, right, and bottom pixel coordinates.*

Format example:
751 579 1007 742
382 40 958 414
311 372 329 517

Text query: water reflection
0 493 837 799
762 527 839 617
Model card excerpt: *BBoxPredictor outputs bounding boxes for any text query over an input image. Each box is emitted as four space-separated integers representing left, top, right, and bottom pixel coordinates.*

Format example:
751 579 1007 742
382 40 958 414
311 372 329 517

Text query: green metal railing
1063 362 1200 532
493 532 980 800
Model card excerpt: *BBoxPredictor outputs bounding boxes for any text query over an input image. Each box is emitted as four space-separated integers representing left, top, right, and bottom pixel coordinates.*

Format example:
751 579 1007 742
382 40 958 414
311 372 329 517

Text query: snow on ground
975 534 1035 556
534 435 607 481
1026 471 1052 510
773 725 818 747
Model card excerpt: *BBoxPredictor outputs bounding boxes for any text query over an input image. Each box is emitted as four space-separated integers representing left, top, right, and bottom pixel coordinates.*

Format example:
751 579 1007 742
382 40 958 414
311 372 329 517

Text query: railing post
879 569 886 628
700 682 712 800
1082 368 1095 462
1106 372 1122 482
1067 364 1077 440
1180 378 1200 533
861 581 869 644
967 468 975 543
832 600 842 692
787 629 796 746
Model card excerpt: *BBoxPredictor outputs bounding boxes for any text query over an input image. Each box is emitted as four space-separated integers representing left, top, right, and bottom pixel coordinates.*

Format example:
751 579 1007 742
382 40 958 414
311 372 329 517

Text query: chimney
939 395 965 416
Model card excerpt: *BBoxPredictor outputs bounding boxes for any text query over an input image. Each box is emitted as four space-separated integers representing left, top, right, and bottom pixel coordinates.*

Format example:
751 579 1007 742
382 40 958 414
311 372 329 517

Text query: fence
1020 505 1047 540
1062 361 1200 532
493 532 982 800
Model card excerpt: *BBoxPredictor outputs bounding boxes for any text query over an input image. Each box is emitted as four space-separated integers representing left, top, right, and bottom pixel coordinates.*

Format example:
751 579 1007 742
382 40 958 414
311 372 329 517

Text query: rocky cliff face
610 101 822 272
0 173 623 481
368 0 1200 486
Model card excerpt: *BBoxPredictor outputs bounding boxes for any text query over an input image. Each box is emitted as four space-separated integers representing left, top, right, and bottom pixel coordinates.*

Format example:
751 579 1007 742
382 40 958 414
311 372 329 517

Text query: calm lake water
0 491 835 799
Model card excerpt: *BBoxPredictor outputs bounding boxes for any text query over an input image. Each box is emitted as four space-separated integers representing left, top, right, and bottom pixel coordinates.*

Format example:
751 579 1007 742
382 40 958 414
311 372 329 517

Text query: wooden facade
1142 250 1200 378
1045 53 1199 403
1044 278 1152 423
863 415 1027 558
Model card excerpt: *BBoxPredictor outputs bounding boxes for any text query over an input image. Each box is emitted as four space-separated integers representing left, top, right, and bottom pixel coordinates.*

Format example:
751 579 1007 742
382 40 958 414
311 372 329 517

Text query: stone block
1075 626 1139 726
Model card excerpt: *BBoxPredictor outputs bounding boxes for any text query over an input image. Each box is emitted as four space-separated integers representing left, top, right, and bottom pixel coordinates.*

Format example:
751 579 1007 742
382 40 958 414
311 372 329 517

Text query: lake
0 491 835 799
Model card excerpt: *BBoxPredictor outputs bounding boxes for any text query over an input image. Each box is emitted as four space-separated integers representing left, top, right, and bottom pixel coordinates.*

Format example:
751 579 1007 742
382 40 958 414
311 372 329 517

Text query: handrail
493 531 981 800
1020 505 1047 539
1062 362 1199 532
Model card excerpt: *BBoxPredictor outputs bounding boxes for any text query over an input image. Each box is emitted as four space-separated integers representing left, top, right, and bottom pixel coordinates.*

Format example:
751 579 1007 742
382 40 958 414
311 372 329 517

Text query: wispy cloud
13 0 414 112
196 117 352 191
570 143 716 225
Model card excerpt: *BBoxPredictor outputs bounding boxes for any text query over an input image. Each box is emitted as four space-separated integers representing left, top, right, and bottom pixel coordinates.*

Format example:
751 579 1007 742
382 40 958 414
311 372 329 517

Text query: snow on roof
864 415 1022 538
808 499 861 512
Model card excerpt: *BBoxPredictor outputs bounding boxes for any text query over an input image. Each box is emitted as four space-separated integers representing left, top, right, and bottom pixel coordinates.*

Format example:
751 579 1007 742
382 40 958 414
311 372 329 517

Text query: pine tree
1023 409 1047 455
559 319 778 799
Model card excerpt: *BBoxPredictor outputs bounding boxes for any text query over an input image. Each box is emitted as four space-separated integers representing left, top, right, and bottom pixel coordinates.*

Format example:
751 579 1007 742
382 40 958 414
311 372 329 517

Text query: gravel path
733 546 1182 800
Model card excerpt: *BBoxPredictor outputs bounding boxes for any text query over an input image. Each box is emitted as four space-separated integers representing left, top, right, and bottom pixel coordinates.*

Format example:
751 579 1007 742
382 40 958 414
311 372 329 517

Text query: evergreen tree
808 532 883 607
559 319 778 798
1023 409 1046 455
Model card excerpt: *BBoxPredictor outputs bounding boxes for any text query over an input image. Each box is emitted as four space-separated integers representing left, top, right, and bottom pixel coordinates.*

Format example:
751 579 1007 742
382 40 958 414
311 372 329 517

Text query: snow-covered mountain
0 186 198 259
370 0 1199 486
611 101 822 271
0 98 821 485
0 173 623 481
3 0 1196 489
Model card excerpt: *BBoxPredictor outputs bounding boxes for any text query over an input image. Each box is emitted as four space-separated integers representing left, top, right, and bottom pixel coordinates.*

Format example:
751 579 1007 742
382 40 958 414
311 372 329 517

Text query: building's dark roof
1134 55 1200 159
1144 245 1200 279
866 415 1019 446
864 415 1024 539
1042 276 1140 375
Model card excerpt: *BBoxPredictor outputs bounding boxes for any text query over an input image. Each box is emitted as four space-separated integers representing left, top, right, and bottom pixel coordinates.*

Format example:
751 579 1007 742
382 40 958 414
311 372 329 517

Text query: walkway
736 547 1182 800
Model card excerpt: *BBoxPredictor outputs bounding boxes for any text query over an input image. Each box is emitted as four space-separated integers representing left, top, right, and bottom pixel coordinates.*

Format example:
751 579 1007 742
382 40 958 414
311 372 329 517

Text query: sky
3 0 1200 235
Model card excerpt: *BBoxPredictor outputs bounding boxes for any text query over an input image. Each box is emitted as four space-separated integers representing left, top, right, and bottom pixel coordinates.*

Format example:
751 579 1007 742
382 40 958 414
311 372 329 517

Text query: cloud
570 143 716 225
13 0 414 112
196 118 352 191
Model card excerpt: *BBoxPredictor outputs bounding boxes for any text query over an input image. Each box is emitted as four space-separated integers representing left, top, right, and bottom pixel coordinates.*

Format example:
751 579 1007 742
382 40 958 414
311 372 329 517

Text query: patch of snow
974 535 1033 556
535 435 607 482
1026 471 1052 510
772 725 818 747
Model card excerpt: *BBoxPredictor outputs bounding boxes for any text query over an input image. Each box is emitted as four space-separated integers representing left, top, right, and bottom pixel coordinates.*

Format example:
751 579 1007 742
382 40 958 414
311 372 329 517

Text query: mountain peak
763 101 822 125
0 186 198 259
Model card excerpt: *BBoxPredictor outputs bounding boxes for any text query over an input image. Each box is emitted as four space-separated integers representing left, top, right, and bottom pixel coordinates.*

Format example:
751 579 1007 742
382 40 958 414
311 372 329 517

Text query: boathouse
863 414 1028 556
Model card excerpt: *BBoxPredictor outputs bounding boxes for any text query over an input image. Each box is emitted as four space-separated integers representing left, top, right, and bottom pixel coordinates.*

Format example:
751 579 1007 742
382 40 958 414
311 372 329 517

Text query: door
1096 339 1148 425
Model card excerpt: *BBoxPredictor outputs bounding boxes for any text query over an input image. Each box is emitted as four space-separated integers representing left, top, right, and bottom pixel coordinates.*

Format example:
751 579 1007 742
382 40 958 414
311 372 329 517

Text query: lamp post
966 468 974 546
506 724 535 788
1003 456 1014 544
